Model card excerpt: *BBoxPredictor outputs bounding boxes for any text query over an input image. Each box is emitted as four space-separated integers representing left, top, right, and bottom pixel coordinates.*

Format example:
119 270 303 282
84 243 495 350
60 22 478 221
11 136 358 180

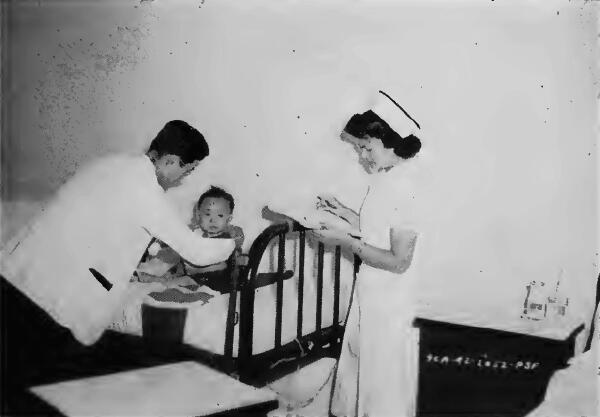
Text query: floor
266 358 336 417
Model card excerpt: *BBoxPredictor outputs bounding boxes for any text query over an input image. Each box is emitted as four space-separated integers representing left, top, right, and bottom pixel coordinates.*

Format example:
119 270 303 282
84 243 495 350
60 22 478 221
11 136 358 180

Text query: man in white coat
0 120 236 414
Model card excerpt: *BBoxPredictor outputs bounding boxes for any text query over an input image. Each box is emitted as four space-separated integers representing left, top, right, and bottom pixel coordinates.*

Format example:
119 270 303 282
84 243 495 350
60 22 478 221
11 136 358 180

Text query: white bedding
111 236 355 356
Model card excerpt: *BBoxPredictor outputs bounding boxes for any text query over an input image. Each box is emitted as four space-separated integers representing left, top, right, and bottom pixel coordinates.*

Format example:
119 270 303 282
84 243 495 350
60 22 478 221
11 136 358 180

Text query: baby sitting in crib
135 186 245 294
182 186 245 292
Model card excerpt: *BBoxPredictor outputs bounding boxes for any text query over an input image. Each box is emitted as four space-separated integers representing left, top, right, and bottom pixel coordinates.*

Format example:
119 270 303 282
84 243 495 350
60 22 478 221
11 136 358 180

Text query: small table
30 361 279 416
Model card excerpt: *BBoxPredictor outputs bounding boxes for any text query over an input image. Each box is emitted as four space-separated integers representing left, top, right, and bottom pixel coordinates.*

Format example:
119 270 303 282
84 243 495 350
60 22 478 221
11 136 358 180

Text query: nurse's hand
311 227 353 248
316 194 342 212
316 194 359 229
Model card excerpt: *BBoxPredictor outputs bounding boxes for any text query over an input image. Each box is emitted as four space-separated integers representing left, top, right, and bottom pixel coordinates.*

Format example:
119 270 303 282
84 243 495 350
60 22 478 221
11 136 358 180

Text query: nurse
313 92 425 417
0 120 236 414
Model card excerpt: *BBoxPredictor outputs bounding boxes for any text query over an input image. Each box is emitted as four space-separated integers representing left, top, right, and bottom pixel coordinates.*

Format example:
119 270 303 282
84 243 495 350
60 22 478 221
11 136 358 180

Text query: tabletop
30 361 279 417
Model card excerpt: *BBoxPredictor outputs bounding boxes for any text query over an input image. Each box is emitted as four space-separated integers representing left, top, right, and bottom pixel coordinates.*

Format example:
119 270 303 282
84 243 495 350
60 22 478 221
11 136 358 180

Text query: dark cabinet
414 318 583 417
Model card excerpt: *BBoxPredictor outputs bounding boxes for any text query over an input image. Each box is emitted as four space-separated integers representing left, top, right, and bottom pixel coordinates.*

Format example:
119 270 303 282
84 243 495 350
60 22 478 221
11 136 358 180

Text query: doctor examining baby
0 120 236 415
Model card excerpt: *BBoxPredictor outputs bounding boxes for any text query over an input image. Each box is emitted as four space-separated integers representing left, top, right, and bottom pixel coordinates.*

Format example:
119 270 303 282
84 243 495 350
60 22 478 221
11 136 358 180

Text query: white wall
3 0 598 341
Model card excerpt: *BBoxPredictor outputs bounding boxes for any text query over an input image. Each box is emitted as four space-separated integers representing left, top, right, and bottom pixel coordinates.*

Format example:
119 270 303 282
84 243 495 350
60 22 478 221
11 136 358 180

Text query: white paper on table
29 361 278 417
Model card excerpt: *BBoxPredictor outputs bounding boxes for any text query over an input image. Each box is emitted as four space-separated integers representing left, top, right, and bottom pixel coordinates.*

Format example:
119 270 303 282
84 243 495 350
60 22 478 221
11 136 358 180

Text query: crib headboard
230 221 359 381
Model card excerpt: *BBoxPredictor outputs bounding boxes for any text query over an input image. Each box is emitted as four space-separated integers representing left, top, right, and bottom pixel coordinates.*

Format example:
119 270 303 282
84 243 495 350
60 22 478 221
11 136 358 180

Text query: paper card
30 361 277 417
269 205 362 238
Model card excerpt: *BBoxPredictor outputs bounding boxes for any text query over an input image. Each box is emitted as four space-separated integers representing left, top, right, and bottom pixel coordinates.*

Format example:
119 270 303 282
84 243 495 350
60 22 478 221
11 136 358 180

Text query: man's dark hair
197 186 235 213
148 120 209 164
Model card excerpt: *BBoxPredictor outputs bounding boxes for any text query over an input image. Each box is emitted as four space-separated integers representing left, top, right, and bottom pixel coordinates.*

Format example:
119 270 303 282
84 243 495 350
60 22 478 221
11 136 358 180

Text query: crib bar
240 223 290 362
333 246 341 328
316 242 324 331
297 231 305 339
274 233 285 347
224 258 239 368
239 280 255 362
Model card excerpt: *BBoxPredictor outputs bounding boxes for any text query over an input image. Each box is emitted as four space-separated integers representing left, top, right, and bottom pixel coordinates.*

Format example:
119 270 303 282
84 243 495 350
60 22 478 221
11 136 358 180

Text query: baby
183 186 244 292
190 186 244 249
134 186 244 291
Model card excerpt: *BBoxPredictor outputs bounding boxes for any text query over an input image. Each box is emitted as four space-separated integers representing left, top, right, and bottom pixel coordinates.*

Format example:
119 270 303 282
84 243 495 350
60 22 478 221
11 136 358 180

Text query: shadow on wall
8 0 159 199
0 200 44 246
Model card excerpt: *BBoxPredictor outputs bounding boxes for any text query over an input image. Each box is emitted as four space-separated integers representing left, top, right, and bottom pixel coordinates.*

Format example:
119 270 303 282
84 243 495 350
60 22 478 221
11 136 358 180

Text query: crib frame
171 221 357 387
236 222 358 386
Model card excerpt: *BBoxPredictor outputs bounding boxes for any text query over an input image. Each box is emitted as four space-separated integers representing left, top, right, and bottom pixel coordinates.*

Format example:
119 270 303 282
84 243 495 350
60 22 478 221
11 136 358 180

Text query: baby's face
197 197 232 236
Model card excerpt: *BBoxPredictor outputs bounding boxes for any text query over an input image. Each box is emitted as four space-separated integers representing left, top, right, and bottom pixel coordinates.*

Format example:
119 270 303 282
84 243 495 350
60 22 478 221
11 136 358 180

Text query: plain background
1 0 598 346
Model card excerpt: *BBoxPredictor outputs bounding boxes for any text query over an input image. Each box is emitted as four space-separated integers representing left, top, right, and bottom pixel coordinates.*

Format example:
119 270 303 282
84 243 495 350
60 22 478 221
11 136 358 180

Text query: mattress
111 238 355 357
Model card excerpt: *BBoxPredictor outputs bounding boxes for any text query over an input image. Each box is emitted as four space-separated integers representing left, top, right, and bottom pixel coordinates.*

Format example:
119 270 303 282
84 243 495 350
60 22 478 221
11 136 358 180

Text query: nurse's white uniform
331 162 424 417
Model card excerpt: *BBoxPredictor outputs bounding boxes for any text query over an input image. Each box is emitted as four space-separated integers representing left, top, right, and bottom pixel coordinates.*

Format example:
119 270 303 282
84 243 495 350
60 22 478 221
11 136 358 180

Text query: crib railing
231 221 355 385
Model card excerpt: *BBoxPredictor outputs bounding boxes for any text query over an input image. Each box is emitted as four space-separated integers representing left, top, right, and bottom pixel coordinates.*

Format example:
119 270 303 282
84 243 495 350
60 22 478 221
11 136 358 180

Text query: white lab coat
0 154 234 345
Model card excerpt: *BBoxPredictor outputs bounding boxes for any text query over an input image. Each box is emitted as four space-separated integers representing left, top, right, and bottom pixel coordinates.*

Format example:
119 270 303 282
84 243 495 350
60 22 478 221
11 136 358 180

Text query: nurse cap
368 90 421 138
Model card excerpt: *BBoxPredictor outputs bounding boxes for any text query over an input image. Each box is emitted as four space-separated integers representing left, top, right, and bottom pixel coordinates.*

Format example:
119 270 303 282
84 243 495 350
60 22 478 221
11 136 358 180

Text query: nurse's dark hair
148 120 209 164
197 186 235 213
343 110 421 159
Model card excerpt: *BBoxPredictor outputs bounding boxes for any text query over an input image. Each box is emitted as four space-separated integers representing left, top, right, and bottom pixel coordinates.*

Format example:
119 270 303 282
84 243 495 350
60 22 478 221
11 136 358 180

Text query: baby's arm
227 225 245 250
262 206 296 231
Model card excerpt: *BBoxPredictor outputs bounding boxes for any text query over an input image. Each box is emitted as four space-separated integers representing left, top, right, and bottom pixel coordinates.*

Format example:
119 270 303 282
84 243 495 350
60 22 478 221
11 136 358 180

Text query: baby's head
194 186 235 236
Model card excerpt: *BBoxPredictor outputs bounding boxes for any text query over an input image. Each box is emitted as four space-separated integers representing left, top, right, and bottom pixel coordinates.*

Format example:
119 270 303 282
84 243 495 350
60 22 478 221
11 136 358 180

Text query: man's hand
136 272 163 283
143 281 169 293
162 276 198 288
127 280 168 297
185 260 228 274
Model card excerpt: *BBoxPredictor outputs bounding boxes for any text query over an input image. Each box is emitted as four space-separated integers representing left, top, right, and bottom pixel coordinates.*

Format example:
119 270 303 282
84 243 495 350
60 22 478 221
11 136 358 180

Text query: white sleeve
388 190 420 234
142 190 235 266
